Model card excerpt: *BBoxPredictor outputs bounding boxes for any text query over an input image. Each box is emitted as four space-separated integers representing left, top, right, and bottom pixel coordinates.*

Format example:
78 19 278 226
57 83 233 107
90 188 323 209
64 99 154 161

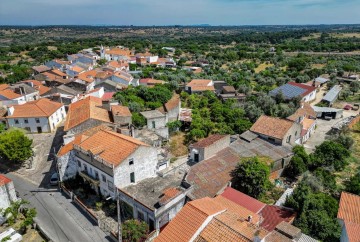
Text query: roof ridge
102 130 148 147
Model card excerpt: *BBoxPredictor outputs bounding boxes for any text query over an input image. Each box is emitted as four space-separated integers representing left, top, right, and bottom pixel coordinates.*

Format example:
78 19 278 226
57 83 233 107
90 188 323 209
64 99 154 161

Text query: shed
322 85 342 105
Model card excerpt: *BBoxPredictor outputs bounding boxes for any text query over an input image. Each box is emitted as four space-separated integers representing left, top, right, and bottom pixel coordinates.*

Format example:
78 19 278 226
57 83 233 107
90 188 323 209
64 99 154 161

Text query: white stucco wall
0 181 17 210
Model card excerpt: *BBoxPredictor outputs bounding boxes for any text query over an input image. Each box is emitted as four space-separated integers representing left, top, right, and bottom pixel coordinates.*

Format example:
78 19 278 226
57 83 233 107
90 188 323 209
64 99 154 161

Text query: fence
348 115 360 129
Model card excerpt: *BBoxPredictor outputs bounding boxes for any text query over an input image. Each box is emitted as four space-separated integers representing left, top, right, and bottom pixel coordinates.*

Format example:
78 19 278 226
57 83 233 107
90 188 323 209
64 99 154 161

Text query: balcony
79 170 100 185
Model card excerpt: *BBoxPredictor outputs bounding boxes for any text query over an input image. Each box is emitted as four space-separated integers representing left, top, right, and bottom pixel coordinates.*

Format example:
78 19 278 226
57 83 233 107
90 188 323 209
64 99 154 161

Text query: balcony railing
79 170 100 185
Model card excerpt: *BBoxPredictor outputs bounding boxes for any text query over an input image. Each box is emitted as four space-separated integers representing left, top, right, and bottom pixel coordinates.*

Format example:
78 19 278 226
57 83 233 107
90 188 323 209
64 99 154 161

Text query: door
194 153 199 163
152 121 156 129
37 127 42 133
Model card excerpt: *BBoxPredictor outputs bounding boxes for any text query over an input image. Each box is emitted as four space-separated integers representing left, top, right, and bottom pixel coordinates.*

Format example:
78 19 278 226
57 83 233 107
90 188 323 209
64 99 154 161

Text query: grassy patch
311 63 325 69
254 63 274 73
169 132 188 157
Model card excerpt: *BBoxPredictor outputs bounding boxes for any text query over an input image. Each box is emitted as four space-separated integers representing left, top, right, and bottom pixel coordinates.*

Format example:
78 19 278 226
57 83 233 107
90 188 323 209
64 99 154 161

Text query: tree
311 141 350 171
350 81 360 95
132 113 146 128
345 174 360 195
285 156 307 178
0 129 33 162
230 157 271 198
122 219 148 242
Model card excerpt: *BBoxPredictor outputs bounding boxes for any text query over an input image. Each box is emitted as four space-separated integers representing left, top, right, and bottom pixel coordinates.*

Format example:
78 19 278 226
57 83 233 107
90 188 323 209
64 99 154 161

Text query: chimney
7 106 14 116
247 215 252 222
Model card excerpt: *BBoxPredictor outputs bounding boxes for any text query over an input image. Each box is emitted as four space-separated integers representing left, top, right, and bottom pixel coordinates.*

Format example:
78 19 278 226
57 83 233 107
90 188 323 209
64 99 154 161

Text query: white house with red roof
0 175 18 210
6 98 66 133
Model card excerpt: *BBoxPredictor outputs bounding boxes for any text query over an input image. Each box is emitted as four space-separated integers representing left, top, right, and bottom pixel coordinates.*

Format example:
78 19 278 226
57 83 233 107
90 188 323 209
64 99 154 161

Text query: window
129 159 134 165
287 135 292 143
108 181 114 192
295 131 298 136
77 160 81 167
152 121 156 129
130 172 135 183
95 171 99 180
102 174 107 182
84 164 87 172
35 118 40 123
14 119 19 124
24 119 28 124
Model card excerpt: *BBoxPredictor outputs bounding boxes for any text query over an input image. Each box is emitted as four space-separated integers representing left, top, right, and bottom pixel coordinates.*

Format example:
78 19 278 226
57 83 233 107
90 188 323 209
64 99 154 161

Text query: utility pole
116 188 122 242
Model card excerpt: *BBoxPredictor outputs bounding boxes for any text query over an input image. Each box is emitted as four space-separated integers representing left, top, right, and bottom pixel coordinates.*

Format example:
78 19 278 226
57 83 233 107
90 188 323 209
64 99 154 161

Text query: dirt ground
169 132 188 157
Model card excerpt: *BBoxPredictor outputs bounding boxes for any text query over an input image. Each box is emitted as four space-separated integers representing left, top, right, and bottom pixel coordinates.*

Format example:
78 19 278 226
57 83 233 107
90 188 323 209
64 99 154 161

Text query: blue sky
0 0 359 25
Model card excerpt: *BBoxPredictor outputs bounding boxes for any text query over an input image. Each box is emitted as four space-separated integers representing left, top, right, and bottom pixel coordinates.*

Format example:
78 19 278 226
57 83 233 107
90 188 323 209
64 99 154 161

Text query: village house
6 98 66 133
20 80 51 97
182 66 202 74
185 79 215 94
250 115 302 146
287 103 317 144
186 131 293 200
139 78 165 87
189 134 230 162
57 126 159 198
44 59 69 71
269 82 317 102
337 192 360 242
0 83 39 106
107 60 129 72
100 46 132 61
0 175 18 210
140 110 169 139
94 79 122 92
155 195 269 242
42 84 80 107
111 71 138 87
306 76 329 88
111 105 132 127
32 65 51 75
118 170 191 233
157 93 181 122
64 96 113 135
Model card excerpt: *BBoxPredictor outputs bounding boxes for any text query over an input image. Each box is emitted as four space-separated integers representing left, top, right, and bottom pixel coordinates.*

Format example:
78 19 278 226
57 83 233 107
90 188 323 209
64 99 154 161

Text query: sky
0 0 359 25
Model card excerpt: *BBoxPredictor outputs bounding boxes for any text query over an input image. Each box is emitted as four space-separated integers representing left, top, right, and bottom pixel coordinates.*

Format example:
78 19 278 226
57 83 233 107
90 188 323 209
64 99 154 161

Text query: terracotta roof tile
287 103 316 122
139 78 165 85
157 93 180 114
106 48 132 56
159 188 182 205
0 89 21 99
111 105 132 117
302 118 316 131
50 69 67 77
74 129 148 167
186 79 213 87
0 84 9 91
64 96 112 131
344 221 360 242
259 205 296 231
337 192 360 224
220 187 266 214
250 115 294 140
102 92 115 101
0 174 12 186
192 134 228 148
7 98 63 118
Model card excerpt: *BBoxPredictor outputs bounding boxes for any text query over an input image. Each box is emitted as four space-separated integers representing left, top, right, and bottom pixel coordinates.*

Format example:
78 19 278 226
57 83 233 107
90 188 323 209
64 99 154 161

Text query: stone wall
0 181 17 210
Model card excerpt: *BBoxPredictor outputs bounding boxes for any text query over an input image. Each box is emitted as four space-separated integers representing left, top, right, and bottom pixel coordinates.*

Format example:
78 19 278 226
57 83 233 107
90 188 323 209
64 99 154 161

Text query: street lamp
106 189 122 242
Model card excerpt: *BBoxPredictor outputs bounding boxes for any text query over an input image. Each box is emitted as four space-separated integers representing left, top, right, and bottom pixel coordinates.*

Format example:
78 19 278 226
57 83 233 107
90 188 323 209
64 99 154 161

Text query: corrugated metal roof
322 85 342 103
298 233 318 242
312 106 343 113
275 188 294 206
315 77 328 84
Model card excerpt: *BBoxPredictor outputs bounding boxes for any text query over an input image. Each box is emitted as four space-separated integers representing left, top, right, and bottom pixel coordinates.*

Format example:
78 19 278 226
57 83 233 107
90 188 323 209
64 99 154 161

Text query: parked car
49 173 59 186
344 104 353 110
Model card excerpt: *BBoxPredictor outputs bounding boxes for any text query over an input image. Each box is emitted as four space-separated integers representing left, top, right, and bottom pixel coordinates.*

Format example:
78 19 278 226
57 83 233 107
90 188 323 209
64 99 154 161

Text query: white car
49 173 59 186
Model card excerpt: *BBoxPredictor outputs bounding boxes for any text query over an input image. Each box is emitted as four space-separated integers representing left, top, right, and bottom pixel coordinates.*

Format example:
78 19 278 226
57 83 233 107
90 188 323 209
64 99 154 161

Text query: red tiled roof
259 205 296 231
287 103 316 122
288 82 316 97
344 221 360 242
0 89 21 99
102 92 115 101
250 115 294 140
0 84 9 91
0 174 12 186
159 188 182 205
7 98 63 118
220 187 266 214
156 196 268 242
139 78 165 85
64 96 112 131
50 69 67 77
157 93 180 114
111 105 131 117
186 79 212 87
337 192 360 224
192 134 228 148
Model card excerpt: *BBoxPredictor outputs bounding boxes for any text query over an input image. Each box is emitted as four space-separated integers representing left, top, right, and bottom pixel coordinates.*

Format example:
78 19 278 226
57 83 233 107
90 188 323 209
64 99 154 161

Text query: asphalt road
6 173 109 242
